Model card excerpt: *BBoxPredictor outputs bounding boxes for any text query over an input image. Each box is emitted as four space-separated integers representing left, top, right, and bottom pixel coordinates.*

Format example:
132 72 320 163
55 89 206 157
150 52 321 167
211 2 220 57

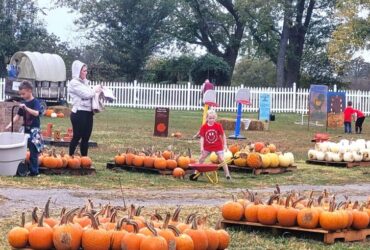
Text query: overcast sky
37 0 370 62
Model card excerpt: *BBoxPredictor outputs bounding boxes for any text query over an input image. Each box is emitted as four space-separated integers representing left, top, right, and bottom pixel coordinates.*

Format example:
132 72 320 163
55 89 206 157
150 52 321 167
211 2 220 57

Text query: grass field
1 108 370 249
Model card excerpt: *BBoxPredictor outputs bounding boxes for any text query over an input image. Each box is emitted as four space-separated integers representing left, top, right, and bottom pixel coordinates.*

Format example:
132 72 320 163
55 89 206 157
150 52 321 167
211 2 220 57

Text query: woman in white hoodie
68 60 101 156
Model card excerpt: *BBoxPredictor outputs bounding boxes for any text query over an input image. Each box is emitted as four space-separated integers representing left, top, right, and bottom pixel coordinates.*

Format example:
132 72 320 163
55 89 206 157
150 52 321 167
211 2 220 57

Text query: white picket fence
1 78 370 114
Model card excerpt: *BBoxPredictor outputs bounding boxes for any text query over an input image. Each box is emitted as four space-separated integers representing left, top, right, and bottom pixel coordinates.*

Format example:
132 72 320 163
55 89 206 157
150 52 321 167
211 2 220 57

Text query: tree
190 53 231 85
168 0 247 85
56 0 175 81
328 0 370 73
232 58 276 86
240 0 336 87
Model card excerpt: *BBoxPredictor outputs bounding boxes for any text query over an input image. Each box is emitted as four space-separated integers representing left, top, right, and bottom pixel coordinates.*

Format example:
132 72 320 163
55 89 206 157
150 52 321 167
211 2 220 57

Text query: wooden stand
221 220 370 244
39 167 96 176
306 160 370 168
106 162 192 176
228 165 297 175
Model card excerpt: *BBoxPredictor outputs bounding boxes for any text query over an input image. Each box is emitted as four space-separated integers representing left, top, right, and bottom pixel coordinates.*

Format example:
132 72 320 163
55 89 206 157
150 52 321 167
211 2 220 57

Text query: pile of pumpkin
26 148 93 169
8 198 230 250
221 186 370 231
308 139 370 162
114 149 196 178
214 142 295 168
45 108 65 118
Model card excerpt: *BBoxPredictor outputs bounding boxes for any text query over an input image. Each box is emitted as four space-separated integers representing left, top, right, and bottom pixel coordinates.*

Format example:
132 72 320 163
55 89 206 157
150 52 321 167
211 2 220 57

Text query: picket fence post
293 82 297 112
133 80 138 108
187 81 191 111
333 84 337 92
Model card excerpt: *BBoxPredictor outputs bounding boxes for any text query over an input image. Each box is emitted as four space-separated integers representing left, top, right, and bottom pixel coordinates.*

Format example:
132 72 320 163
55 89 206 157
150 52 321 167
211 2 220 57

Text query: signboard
309 85 328 124
327 92 346 128
259 93 271 121
154 107 170 137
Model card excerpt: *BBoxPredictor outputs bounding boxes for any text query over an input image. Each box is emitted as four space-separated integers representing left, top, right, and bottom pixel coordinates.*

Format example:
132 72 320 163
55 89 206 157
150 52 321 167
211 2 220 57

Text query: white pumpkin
332 153 343 162
343 152 354 162
284 152 294 166
50 112 58 118
329 143 340 153
318 142 329 152
316 151 325 161
349 142 360 152
278 154 290 167
339 139 350 146
324 152 334 162
224 150 233 163
352 151 363 162
308 149 317 160
366 141 370 149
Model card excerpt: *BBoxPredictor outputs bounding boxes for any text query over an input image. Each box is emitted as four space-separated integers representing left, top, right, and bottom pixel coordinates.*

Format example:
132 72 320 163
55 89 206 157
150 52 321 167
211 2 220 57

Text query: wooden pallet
228 165 297 175
39 167 96 176
43 139 98 148
306 160 370 168
106 162 192 176
221 220 370 244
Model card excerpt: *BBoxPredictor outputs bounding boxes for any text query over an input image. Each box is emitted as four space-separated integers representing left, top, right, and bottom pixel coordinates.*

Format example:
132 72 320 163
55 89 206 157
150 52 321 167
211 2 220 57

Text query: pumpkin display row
114 149 196 173
217 142 295 168
26 149 93 169
308 139 370 162
221 186 370 231
45 109 65 118
8 199 230 250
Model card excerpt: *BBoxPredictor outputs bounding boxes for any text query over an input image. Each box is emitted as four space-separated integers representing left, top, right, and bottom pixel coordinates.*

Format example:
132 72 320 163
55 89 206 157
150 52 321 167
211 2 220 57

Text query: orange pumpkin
267 143 277 153
168 225 194 250
297 200 320 229
245 199 261 223
121 221 146 250
216 228 230 250
246 153 262 168
166 159 178 170
67 156 81 169
43 198 58 228
133 155 145 167
114 153 126 165
184 216 208 250
125 152 136 166
80 156 92 168
25 207 39 232
277 195 298 227
57 112 65 118
81 213 111 250
257 195 279 225
228 144 240 155
221 196 244 221
154 157 167 170
7 212 29 249
319 201 344 231
45 109 54 117
351 203 369 230
177 156 190 169
173 167 185 178
157 213 176 247
162 150 172 160
254 142 265 153
109 218 128 250
29 212 53 250
53 208 82 250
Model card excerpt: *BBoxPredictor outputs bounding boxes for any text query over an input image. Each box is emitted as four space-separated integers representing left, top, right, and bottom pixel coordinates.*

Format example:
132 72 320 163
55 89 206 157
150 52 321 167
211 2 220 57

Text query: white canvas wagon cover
10 51 66 82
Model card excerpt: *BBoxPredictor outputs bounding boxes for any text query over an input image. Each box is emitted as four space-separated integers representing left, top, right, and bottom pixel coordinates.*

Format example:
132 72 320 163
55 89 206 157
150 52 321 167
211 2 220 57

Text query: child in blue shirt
5 81 43 176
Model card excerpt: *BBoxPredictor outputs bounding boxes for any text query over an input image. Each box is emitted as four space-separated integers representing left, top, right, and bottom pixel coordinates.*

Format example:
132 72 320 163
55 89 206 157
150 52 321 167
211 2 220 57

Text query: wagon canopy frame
10 51 66 82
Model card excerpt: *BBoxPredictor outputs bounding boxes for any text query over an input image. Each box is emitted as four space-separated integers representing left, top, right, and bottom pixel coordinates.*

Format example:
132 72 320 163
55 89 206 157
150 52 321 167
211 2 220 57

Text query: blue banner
259 93 271 121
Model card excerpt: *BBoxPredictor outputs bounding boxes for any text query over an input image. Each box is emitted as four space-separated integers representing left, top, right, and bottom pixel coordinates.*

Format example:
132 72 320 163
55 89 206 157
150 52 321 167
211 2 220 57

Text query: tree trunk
286 28 305 87
276 0 293 87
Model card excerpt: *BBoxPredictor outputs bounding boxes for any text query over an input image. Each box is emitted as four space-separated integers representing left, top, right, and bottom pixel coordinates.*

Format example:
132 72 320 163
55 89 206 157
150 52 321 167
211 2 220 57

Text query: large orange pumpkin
29 212 53 250
133 155 145 167
166 159 178 170
110 218 128 250
168 225 194 250
351 203 370 230
177 156 190 169
143 156 155 168
7 212 29 249
154 157 167 170
184 217 208 250
297 200 320 229
53 208 83 250
125 152 136 166
80 156 92 168
246 153 262 168
67 156 81 169
277 195 298 227
81 213 111 250
121 221 146 250
257 195 279 225
221 196 244 221
254 142 265 153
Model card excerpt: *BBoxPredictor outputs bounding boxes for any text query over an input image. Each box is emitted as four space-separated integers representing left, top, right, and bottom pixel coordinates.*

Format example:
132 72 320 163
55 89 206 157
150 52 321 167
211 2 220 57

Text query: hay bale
248 120 265 131
219 118 245 130
0 102 22 132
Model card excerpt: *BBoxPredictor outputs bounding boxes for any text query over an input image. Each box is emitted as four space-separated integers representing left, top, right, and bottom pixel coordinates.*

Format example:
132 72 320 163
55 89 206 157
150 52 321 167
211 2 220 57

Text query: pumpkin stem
214 219 224 230
292 197 305 208
116 217 126 231
309 190 314 199
151 210 163 221
307 199 313 208
191 215 198 230
275 184 281 194
185 213 196 224
168 225 181 237
162 212 171 229
144 221 158 236
38 212 46 227
187 148 192 158
267 194 279 205
285 195 291 208
127 220 139 233
21 212 26 227
31 207 39 224
135 206 144 216
83 212 99 230
353 201 359 210
171 206 181 222
60 207 66 219
44 197 52 218
110 210 118 223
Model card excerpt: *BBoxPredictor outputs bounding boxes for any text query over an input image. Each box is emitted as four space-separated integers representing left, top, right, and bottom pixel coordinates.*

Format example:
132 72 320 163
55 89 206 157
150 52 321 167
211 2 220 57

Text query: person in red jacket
343 101 356 133
198 109 231 180
354 109 365 134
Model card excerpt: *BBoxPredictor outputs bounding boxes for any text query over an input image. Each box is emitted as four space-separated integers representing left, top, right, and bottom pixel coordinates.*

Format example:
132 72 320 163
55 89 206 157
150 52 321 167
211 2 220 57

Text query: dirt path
0 183 370 217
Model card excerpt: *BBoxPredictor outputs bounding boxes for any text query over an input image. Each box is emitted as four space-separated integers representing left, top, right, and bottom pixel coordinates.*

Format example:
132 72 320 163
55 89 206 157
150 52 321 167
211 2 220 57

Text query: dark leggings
355 117 365 133
69 111 93 156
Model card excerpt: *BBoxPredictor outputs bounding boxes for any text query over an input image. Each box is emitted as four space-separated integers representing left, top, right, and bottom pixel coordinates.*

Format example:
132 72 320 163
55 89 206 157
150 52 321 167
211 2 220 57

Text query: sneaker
226 176 232 181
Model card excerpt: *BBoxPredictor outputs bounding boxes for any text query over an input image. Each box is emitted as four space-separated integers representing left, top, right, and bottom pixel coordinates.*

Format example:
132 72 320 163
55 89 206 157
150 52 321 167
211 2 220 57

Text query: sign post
229 88 250 140
154 107 170 137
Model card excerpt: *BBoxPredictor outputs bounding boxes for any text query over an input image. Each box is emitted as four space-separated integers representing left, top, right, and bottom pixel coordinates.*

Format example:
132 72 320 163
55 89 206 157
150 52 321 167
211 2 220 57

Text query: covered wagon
5 51 67 107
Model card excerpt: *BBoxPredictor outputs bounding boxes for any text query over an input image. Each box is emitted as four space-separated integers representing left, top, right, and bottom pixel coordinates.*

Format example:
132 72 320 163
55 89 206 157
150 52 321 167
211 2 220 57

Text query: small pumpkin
254 142 265 153
121 221 146 250
257 195 279 225
80 156 92 168
177 155 190 169
144 155 155 168
173 167 185 178
228 144 240 155
154 157 167 170
246 153 262 168
168 225 194 250
166 159 178 170
114 153 126 165
162 150 172 160
67 156 81 169
7 212 29 249
133 155 145 167
184 216 208 250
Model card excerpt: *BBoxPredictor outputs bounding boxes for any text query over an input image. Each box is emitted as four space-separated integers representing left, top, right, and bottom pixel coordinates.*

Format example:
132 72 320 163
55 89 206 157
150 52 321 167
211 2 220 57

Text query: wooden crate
39 167 96 176
221 220 370 244
43 139 98 148
228 165 297 175
106 162 192 176
306 160 370 168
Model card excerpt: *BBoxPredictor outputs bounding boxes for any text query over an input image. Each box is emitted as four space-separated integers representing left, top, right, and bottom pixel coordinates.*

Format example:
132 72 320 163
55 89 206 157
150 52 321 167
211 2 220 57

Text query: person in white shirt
68 60 102 156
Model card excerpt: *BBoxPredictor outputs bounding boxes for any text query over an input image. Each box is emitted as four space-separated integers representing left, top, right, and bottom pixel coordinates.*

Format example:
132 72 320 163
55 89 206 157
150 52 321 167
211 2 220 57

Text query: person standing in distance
68 60 102 156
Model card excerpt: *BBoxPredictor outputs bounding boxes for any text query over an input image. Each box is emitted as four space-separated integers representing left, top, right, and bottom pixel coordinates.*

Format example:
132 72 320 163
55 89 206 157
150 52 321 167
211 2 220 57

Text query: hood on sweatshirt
71 60 86 79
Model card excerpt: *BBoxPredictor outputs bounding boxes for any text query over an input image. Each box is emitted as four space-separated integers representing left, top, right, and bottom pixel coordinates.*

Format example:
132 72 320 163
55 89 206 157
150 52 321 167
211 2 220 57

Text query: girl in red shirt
198 109 231 180
355 109 365 134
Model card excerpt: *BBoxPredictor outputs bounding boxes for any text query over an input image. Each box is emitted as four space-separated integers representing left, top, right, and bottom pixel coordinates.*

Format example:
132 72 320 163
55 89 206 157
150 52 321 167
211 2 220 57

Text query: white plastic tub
0 132 29 176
